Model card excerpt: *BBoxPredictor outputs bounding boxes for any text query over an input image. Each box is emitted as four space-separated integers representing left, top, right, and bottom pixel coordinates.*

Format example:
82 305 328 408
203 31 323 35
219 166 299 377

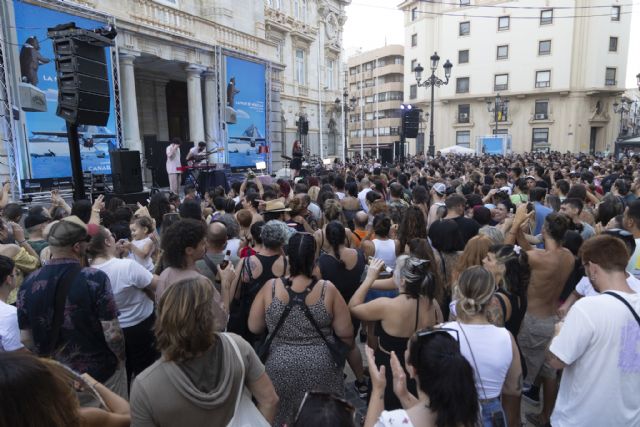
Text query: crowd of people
0 150 639 427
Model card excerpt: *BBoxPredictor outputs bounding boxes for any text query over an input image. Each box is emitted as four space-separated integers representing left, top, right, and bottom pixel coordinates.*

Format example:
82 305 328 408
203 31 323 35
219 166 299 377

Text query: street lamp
486 94 510 135
613 99 629 137
636 72 640 89
335 91 357 163
414 51 453 157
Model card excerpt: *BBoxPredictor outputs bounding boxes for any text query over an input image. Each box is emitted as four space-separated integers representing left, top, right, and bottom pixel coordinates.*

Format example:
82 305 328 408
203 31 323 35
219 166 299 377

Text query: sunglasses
293 391 355 425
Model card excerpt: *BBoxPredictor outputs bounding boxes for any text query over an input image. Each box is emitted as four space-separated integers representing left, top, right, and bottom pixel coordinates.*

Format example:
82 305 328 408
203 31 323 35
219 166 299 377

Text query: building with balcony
346 45 406 159
0 0 349 191
399 0 640 154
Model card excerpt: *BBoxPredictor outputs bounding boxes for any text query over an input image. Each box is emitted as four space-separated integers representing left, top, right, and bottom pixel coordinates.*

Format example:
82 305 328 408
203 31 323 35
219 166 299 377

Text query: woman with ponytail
364 331 479 427
318 220 368 396
443 266 522 427
349 255 443 410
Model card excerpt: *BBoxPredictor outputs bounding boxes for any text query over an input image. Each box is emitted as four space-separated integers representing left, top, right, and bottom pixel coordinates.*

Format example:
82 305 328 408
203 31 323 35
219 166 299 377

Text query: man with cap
16 216 128 398
427 182 447 229
24 207 50 256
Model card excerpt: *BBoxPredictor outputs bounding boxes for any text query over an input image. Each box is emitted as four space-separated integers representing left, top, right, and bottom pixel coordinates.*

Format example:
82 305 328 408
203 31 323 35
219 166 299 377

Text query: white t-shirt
165 144 181 174
93 258 154 328
335 191 345 200
550 291 640 427
442 322 513 399
575 273 640 297
128 237 155 272
374 409 414 427
358 188 372 212
0 300 23 351
225 238 242 258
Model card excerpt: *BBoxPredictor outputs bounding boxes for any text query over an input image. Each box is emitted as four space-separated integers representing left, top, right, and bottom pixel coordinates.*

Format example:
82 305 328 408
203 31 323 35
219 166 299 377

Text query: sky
343 0 404 57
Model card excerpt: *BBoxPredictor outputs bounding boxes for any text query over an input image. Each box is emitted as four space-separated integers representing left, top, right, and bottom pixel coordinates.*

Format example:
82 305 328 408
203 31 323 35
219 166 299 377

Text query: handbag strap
260 278 299 352
202 253 219 278
49 263 82 355
223 333 247 418
457 321 489 400
297 281 334 349
603 291 640 327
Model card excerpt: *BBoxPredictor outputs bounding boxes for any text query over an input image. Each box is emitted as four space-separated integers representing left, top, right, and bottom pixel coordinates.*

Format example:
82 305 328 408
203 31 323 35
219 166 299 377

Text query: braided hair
325 221 346 267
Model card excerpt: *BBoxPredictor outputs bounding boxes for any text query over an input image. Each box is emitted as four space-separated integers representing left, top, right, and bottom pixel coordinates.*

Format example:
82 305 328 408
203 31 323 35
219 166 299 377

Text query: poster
224 55 267 169
13 1 116 178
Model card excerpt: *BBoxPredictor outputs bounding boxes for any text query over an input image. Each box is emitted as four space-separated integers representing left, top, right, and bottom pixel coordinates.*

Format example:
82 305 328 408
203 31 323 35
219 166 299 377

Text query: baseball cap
432 183 446 195
24 211 50 229
499 186 512 195
525 175 536 181
47 215 100 247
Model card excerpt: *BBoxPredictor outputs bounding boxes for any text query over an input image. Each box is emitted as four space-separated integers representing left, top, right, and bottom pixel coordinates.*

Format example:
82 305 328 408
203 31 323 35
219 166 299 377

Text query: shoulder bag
603 291 640 326
224 333 270 427
48 264 82 356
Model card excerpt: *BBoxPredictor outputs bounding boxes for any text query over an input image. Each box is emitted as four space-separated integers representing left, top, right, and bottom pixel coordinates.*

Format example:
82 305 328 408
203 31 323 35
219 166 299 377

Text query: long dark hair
488 244 530 302
398 206 427 250
288 232 316 278
325 221 346 267
409 333 479 427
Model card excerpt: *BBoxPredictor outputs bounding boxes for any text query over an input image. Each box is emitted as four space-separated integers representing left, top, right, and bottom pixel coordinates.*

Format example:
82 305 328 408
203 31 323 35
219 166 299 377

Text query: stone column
185 65 205 144
203 69 221 162
119 53 142 153
154 79 170 141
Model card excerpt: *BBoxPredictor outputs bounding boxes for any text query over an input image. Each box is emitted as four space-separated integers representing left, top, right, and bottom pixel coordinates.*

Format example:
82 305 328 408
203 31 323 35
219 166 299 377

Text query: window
459 21 470 36
293 0 299 18
365 95 375 103
532 128 549 151
535 70 551 88
459 0 470 5
498 16 510 31
410 59 418 72
411 7 418 21
350 67 358 75
394 57 404 65
605 67 617 86
365 112 374 120
411 33 418 47
540 9 553 25
456 77 470 93
456 131 471 147
326 59 334 89
295 49 305 84
301 0 307 23
538 40 551 55
497 45 509 60
458 104 470 123
611 6 621 21
494 74 509 91
275 41 284 62
609 36 618 52
410 84 417 100
458 49 469 64
535 100 549 119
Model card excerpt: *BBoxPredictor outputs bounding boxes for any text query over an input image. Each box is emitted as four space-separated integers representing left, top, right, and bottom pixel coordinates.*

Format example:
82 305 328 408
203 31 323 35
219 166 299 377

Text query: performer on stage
291 140 303 178
186 141 208 166
166 138 182 195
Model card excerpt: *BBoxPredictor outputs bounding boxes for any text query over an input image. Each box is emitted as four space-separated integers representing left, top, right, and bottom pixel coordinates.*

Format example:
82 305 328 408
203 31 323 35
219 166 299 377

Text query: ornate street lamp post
486 94 510 135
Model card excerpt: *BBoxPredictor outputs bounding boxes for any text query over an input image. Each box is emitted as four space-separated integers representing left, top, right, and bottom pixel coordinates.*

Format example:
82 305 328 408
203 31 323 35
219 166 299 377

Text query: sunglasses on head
293 391 355 424
415 327 459 343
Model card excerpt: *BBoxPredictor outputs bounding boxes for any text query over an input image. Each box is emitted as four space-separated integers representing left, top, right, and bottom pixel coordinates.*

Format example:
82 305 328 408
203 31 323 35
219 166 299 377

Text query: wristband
17 239 26 245
92 208 101 213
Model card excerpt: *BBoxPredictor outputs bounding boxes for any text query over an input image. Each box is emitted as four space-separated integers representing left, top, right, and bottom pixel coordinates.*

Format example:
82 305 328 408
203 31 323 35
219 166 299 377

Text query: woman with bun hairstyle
318 220 368 397
443 266 522 427
364 331 479 427
349 256 442 411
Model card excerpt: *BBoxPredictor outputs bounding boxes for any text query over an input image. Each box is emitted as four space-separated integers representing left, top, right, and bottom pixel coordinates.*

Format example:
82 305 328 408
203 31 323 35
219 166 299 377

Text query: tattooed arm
485 294 507 327
101 319 126 365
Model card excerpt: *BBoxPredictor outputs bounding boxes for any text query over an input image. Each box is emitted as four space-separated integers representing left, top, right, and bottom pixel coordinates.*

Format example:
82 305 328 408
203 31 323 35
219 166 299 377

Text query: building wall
347 44 405 156
400 0 637 153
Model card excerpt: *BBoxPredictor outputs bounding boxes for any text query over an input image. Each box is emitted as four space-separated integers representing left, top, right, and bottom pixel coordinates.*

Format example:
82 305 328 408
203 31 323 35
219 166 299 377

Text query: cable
351 1 636 19
417 0 640 10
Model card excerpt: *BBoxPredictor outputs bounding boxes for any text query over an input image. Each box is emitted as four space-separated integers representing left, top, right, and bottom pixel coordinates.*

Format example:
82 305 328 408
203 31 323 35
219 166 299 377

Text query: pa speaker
110 150 143 194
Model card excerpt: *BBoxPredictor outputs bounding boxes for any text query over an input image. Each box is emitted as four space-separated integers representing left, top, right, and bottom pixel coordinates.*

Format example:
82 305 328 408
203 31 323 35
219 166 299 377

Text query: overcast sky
343 0 404 56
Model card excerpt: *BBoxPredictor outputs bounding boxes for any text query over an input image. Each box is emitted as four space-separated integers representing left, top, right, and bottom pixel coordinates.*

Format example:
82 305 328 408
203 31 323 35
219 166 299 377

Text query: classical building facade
347 45 405 159
399 0 639 154
0 0 349 190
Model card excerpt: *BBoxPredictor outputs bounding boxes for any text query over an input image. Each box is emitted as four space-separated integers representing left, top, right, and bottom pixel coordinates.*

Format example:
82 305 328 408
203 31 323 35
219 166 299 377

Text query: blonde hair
308 186 320 202
155 277 219 362
323 198 343 222
454 266 495 318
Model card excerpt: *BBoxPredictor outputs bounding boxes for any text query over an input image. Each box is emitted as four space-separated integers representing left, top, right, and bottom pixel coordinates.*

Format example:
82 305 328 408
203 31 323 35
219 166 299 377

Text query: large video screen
225 55 267 169
13 1 116 178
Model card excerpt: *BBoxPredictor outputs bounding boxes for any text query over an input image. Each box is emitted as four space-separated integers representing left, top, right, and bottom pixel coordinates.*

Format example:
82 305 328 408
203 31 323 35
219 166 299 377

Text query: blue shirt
534 202 553 248
17 259 119 382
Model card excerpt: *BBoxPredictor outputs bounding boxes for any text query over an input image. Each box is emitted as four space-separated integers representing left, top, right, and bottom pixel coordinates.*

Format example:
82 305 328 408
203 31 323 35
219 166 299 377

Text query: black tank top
253 254 287 286
496 289 527 337
375 298 420 353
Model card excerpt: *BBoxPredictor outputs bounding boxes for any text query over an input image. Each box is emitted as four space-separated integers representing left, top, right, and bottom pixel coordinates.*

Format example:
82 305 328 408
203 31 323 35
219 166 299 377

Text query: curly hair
260 220 290 249
161 219 206 268
397 206 427 250
155 277 218 362
372 213 392 238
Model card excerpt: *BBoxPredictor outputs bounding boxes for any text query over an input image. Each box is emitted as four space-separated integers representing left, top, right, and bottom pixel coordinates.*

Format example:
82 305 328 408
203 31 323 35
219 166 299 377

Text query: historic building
400 0 640 153
0 0 349 192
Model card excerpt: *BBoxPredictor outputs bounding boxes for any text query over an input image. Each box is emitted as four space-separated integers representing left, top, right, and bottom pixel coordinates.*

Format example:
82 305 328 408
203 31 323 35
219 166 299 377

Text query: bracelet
92 208 101 213
17 240 26 245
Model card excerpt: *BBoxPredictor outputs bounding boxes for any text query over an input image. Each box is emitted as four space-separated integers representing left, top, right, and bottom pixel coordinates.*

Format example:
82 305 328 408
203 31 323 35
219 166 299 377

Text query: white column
203 69 221 162
154 79 170 141
185 65 205 144
119 53 142 152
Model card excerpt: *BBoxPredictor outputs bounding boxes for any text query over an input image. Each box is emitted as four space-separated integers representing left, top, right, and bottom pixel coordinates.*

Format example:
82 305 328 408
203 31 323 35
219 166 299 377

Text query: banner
13 1 116 178
224 55 267 169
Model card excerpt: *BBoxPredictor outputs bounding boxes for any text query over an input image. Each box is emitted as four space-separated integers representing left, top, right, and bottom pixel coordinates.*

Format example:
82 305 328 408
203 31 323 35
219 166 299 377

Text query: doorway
589 127 598 154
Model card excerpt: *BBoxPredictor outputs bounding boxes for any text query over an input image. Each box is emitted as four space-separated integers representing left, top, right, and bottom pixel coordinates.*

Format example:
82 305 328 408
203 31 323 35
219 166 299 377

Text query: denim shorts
480 397 506 427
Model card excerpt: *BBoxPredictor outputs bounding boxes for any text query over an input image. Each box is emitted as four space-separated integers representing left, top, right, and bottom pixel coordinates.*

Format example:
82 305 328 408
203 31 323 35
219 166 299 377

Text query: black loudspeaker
51 37 110 126
110 150 143 193
402 108 421 139
104 190 150 206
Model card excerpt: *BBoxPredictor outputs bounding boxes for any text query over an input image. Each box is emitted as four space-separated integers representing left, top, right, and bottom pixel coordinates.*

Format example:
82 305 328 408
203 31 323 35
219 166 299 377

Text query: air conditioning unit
535 113 546 120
